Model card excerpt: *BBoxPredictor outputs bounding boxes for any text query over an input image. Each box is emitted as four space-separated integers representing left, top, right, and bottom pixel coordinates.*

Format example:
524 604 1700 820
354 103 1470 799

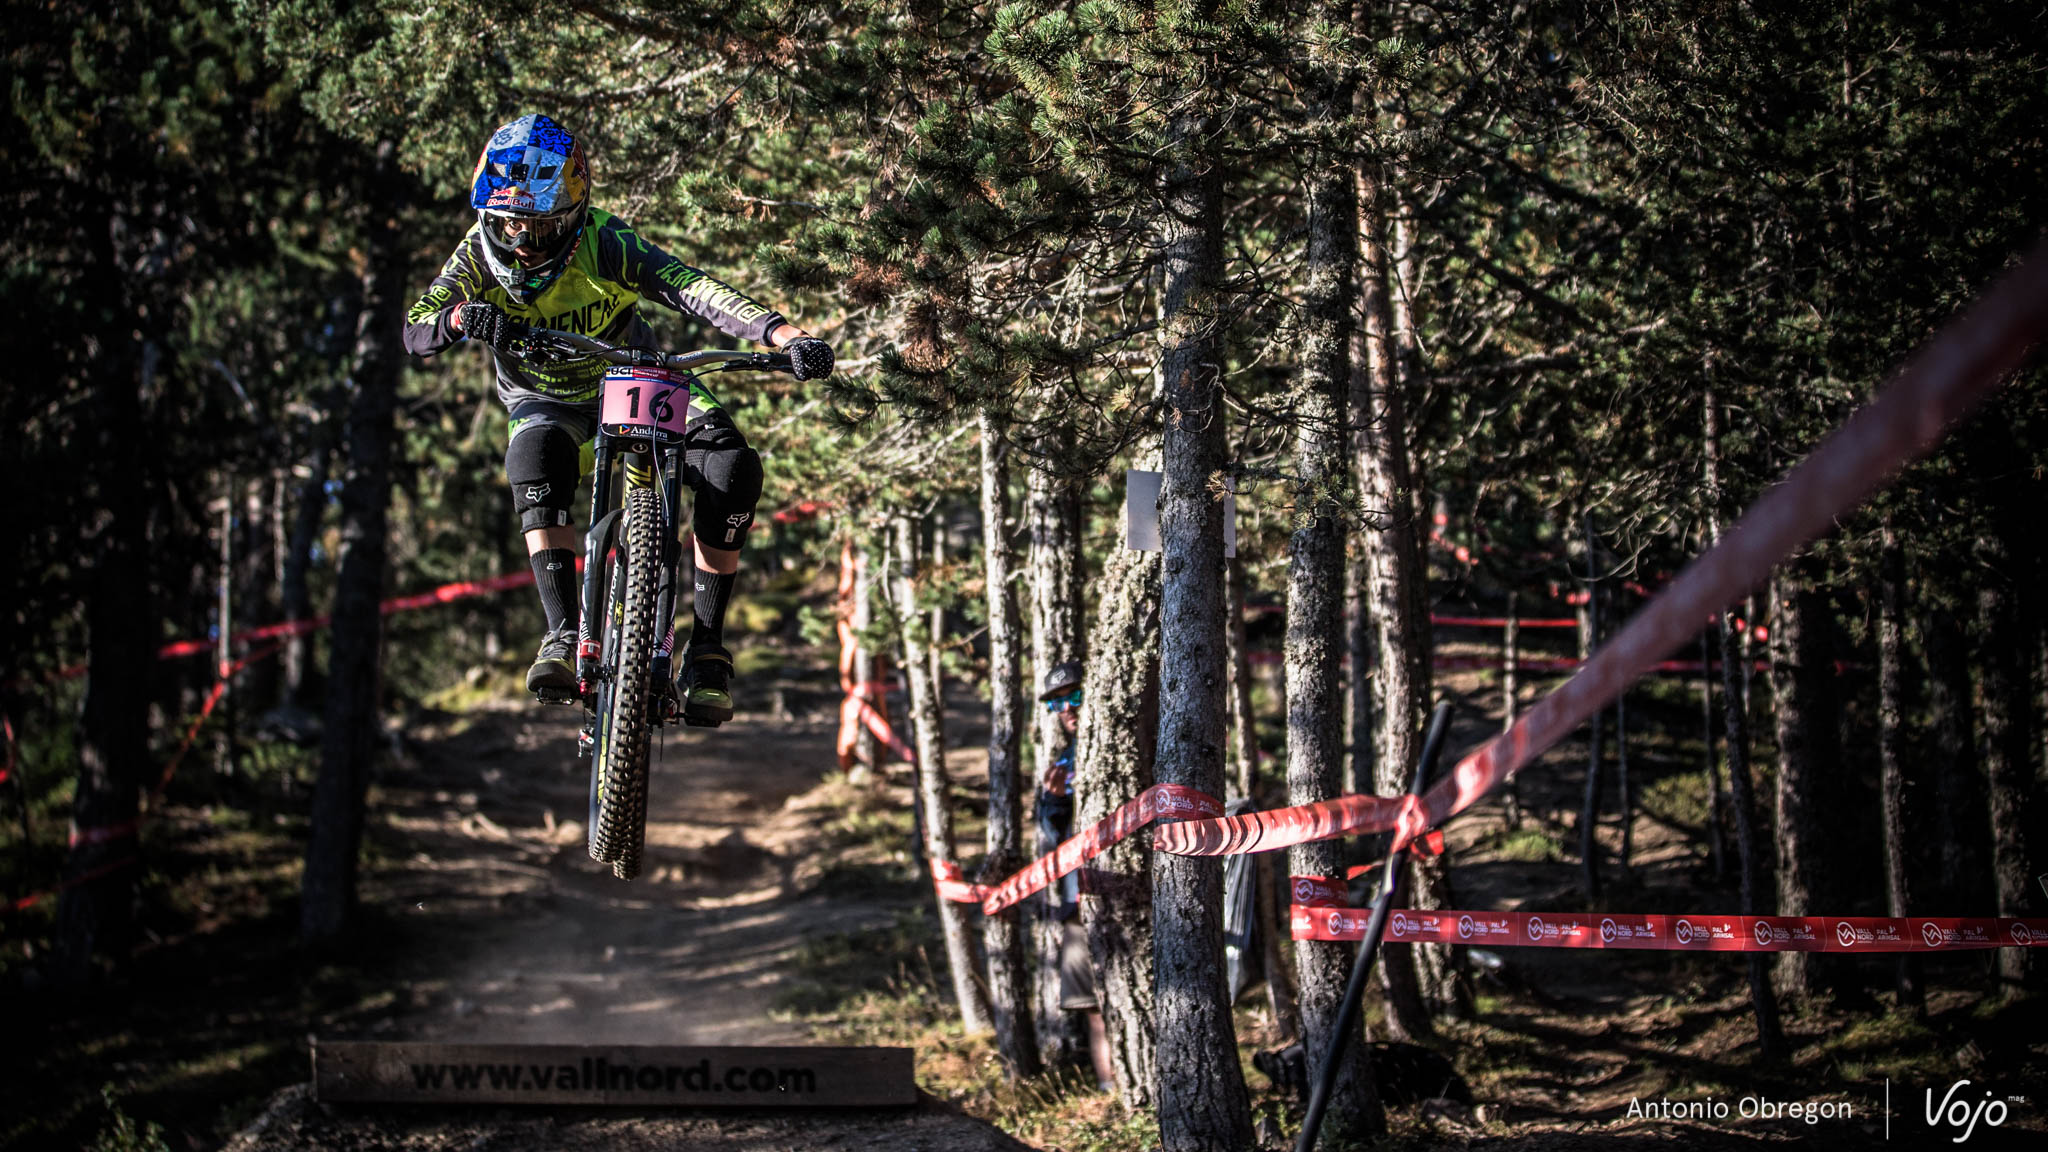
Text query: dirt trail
229 688 1036 1150
352 693 881 1048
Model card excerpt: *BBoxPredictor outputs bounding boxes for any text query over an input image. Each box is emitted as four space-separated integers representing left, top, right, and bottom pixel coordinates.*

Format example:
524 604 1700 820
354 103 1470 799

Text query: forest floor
5 634 2044 1150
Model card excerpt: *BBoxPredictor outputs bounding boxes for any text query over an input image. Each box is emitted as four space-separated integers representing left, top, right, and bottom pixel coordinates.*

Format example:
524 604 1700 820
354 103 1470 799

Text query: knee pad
688 441 764 549
507 423 581 531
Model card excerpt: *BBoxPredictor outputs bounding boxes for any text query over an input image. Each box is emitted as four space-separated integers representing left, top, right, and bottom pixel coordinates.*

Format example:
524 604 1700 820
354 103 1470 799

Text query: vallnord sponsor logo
1837 921 1859 948
1391 913 1410 937
2012 923 2033 945
1675 919 1695 945
1922 922 1946 949
1293 878 1315 902
1154 790 1217 818
1755 920 1775 947
1601 918 1618 944
1526 916 1545 942
1458 915 1475 940
1326 911 1347 936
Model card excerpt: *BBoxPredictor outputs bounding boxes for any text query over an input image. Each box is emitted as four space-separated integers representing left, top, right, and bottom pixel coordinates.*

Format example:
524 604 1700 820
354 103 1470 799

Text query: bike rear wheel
589 482 660 879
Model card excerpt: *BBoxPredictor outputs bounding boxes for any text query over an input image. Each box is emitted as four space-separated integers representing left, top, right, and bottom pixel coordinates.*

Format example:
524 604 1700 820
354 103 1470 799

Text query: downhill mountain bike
504 325 792 880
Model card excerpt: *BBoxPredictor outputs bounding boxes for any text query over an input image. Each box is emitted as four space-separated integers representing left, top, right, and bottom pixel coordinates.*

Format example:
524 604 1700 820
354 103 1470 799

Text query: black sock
532 548 578 634
691 569 738 652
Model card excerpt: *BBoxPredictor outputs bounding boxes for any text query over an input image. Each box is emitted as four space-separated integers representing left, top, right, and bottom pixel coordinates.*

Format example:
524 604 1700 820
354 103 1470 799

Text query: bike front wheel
589 482 660 880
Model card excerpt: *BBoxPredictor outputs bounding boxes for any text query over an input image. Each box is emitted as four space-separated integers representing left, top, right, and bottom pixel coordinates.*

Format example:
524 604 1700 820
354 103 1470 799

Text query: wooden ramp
314 1041 915 1107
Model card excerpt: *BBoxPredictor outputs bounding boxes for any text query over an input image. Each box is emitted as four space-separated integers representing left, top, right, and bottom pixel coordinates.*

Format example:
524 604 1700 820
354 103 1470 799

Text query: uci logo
1754 920 1775 947
1921 922 1946 949
1457 915 1475 940
1526 916 1545 942
1836 921 1859 948
1600 918 1617 944
1675 919 1695 945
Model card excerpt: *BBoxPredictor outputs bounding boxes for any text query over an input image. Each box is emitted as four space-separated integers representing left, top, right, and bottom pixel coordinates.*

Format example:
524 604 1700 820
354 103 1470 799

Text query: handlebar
508 326 794 375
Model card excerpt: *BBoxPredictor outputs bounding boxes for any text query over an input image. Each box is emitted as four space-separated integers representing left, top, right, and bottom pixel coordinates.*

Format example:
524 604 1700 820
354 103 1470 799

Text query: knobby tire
590 483 660 880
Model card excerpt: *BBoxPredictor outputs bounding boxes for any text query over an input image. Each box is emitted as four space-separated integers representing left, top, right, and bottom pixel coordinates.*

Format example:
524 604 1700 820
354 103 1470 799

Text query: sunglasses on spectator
1043 689 1082 713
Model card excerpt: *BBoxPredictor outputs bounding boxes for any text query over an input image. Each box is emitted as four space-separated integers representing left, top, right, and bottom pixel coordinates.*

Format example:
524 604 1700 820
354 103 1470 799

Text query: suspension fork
652 441 688 685
578 437 619 687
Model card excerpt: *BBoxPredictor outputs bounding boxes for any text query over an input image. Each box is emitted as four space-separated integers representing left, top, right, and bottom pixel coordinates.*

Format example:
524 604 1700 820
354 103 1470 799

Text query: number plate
600 367 694 442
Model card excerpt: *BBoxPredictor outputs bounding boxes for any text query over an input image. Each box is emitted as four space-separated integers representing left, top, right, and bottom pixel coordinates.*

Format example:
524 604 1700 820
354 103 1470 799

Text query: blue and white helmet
469 114 592 303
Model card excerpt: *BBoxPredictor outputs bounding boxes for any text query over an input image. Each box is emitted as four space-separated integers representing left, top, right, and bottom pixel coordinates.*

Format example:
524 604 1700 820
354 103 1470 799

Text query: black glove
457 301 527 350
784 335 834 381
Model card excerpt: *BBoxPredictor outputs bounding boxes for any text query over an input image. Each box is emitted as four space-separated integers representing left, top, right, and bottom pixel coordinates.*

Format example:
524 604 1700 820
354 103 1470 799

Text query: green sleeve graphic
403 233 489 357
594 213 787 344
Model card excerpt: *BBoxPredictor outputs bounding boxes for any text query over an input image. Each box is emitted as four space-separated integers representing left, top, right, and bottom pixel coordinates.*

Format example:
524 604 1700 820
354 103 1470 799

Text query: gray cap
1039 660 1084 701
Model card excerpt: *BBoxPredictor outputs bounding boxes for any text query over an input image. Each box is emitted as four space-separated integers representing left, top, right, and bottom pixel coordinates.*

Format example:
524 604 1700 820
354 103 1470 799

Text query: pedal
533 686 581 706
682 714 725 729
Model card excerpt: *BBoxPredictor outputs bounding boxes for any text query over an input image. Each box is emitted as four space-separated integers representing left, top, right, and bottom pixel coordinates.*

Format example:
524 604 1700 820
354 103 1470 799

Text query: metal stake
1294 700 1455 1152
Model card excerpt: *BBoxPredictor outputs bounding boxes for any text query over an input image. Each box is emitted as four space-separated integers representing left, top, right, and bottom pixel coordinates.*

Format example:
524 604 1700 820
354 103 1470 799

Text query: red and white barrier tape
1291 905 2048 953
1158 240 2048 860
834 537 914 767
929 784 1224 916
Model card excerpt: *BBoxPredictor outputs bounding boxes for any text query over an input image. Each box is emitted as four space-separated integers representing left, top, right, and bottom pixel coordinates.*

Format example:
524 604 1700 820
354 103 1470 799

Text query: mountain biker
401 113 833 727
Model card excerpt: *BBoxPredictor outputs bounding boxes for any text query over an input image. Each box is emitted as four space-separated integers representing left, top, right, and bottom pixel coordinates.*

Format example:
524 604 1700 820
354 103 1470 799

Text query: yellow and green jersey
402 208 787 409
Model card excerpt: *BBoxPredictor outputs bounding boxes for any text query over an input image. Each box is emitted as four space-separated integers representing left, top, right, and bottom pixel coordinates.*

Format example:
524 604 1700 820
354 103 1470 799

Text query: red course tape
1159 241 2048 863
929 784 1223 916
1292 906 2048 953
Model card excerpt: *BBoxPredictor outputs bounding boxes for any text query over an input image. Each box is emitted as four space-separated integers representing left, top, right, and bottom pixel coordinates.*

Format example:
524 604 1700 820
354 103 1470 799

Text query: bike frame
509 326 789 715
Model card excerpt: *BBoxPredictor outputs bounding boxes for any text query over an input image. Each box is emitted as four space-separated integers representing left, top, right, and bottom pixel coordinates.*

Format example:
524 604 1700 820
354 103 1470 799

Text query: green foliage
88 1085 171 1152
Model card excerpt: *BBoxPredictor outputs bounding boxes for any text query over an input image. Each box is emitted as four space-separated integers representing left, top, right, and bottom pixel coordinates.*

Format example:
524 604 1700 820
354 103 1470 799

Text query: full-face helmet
469 114 591 303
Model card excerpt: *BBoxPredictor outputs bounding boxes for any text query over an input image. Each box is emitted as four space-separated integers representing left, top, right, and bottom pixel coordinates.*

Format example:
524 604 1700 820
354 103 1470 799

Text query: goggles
483 208 579 252
1043 688 1082 713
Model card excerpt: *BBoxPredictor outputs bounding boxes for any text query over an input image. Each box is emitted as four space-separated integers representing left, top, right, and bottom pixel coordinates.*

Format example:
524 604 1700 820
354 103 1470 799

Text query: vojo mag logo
1391 913 1411 937
1457 915 1475 940
1600 918 1618 944
1836 921 1860 948
1675 919 1695 945
1526 916 1545 941
1921 922 1946 949
1754 920 1775 947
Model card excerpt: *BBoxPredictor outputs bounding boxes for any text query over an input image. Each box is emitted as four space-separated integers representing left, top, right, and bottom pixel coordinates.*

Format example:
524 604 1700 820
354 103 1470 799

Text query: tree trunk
1283 110 1383 1142
1770 554 1847 1001
1877 526 1924 1012
1224 555 1259 802
1358 161 1438 1041
1025 445 1086 1066
1976 520 2039 993
1924 609 1986 912
1346 530 1375 797
851 538 880 776
1075 536 1163 1109
1151 101 1253 1151
1704 386 1785 1055
1581 525 1604 902
894 513 993 1033
1502 592 1522 829
302 142 406 947
54 268 153 983
1702 627 1726 880
977 411 1040 1076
